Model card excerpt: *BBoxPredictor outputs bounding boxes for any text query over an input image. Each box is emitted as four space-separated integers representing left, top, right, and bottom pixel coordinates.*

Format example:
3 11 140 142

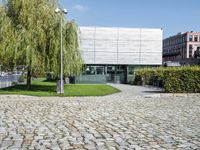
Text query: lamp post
55 8 68 94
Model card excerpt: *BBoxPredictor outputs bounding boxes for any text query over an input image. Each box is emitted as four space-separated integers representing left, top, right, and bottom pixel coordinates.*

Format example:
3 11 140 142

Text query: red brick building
163 32 200 64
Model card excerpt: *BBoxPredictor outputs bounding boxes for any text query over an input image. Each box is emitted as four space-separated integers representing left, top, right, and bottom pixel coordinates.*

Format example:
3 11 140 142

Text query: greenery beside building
134 66 200 93
0 78 120 96
0 0 83 89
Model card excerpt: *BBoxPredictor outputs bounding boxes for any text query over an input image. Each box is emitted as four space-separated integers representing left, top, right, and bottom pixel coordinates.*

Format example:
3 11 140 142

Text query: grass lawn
0 78 120 97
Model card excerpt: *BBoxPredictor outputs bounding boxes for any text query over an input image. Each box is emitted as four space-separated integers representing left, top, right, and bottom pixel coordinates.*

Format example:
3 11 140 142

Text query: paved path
108 84 164 97
0 85 200 150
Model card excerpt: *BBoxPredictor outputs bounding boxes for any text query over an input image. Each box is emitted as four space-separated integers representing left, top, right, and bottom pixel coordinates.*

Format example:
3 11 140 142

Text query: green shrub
12 82 18 86
133 66 200 93
18 75 25 83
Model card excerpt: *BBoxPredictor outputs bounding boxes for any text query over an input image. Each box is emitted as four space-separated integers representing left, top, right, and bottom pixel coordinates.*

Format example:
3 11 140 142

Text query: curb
144 93 200 98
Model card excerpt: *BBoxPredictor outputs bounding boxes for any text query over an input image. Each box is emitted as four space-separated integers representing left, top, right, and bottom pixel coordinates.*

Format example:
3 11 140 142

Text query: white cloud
73 4 88 12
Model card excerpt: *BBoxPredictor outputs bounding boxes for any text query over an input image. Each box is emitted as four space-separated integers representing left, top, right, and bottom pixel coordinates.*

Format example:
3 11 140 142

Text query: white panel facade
118 28 140 40
95 40 118 52
81 39 94 51
80 26 163 65
95 28 118 40
141 41 162 52
141 29 162 41
80 27 95 40
118 41 140 52
118 53 140 64
81 51 95 64
140 53 162 65
95 52 118 64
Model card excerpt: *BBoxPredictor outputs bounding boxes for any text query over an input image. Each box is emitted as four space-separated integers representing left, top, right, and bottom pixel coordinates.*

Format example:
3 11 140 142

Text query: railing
0 75 20 88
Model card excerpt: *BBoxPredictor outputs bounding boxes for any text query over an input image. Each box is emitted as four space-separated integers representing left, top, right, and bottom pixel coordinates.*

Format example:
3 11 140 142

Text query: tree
63 20 83 77
194 47 200 58
0 5 18 71
0 0 60 89
45 20 83 80
0 0 83 89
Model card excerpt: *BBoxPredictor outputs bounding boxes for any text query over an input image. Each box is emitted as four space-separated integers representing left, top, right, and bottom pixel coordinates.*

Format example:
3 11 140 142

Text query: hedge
133 66 200 93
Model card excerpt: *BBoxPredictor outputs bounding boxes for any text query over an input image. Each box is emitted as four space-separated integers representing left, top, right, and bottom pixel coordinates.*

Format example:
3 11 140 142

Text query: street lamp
55 8 68 94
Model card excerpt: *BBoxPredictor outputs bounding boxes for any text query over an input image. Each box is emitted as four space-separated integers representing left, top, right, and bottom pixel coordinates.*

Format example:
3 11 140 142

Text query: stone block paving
0 94 200 150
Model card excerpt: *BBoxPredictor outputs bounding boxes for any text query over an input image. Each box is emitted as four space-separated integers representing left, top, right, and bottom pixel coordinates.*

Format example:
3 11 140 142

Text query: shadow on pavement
142 90 166 94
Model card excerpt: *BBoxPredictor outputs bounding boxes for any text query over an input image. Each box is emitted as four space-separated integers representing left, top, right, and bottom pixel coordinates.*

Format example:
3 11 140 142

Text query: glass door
107 66 115 83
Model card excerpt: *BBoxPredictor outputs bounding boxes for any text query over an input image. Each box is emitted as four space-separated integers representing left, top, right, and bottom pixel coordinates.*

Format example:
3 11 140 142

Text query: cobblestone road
0 86 200 150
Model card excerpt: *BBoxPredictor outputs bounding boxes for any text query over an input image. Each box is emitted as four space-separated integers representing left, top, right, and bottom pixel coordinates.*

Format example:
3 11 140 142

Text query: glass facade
76 65 158 84
80 65 127 83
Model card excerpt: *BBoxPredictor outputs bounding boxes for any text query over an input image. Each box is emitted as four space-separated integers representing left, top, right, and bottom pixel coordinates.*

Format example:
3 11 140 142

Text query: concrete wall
80 27 163 65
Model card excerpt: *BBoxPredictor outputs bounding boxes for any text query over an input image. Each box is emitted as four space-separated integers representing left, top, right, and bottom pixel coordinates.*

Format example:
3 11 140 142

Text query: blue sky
60 0 200 38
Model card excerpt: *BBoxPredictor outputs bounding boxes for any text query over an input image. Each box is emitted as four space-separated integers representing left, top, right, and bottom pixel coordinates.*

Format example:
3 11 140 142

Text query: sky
59 0 200 38
0 0 199 38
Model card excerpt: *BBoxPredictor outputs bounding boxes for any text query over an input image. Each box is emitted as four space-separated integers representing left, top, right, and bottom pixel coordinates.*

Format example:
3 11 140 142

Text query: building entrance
107 66 115 82
106 65 127 83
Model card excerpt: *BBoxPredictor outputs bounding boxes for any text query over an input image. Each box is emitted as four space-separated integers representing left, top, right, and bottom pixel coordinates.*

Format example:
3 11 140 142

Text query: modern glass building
76 26 163 83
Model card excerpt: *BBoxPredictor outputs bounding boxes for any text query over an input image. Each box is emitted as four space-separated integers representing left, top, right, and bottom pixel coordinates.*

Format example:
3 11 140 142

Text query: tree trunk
26 66 32 90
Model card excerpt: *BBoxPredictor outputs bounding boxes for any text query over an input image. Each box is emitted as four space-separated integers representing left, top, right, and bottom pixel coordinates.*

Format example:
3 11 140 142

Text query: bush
18 75 25 83
12 82 18 86
133 66 200 93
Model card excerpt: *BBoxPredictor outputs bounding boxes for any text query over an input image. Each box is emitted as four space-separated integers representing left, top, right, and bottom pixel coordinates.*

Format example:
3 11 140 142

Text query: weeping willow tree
0 0 83 89
0 5 18 70
63 20 83 77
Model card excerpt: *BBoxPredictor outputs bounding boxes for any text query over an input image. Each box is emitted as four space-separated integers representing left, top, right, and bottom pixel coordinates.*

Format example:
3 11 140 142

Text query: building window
189 35 193 41
85 66 96 75
189 50 193 57
183 36 185 42
182 49 184 59
194 35 198 42
96 66 104 75
189 44 193 58
189 44 193 50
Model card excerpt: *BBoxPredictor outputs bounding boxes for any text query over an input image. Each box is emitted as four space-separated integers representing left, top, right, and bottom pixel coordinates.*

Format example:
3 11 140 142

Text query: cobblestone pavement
0 87 200 149
107 84 164 97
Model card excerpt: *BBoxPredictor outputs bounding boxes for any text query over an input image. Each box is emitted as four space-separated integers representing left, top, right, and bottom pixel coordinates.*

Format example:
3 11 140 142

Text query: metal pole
55 8 67 94
60 14 64 94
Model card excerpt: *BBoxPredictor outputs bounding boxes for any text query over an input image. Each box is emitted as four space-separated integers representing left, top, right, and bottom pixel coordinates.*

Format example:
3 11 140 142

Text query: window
189 44 193 58
194 35 198 42
189 49 193 57
181 49 184 59
85 66 95 75
96 66 104 75
107 66 115 71
189 35 193 41
178 38 180 43
183 36 185 42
